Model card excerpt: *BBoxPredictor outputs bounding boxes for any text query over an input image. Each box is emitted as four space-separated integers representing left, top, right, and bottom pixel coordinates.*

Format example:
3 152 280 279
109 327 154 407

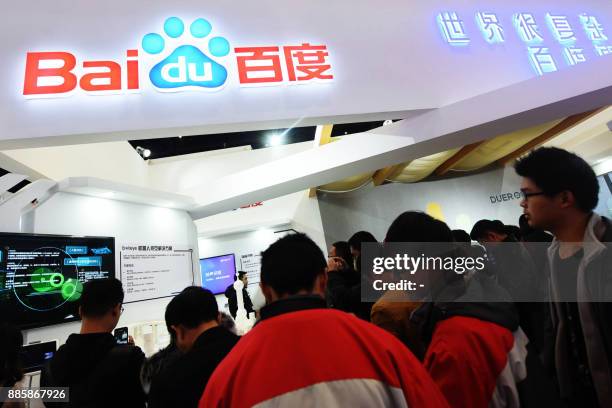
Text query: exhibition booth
1 1 612 402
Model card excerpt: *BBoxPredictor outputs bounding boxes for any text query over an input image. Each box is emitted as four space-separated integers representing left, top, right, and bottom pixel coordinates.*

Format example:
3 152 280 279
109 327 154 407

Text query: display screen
114 327 128 345
200 254 236 295
0 233 115 329
19 341 57 373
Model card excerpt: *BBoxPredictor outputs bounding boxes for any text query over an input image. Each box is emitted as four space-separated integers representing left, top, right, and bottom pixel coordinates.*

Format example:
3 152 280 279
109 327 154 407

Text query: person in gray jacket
515 147 612 408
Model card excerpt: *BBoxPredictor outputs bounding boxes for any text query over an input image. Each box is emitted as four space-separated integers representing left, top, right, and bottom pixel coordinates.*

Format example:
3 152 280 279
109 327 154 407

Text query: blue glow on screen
200 254 236 295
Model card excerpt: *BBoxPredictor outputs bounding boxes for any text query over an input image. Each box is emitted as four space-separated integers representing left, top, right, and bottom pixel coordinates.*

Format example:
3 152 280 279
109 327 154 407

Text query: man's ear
312 268 327 298
110 303 121 318
559 190 575 209
260 283 276 304
315 271 328 296
171 324 183 340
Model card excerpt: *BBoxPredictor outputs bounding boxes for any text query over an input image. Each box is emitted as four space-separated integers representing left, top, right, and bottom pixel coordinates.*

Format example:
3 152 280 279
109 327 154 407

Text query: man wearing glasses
515 147 612 408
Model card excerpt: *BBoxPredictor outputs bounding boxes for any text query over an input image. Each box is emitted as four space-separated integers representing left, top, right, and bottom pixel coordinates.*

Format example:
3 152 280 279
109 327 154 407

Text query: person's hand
327 257 347 272
127 335 135 345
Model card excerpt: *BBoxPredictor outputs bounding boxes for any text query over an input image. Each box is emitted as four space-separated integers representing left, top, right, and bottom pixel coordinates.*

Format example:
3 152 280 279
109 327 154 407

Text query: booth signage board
2 0 611 147
240 252 262 286
22 17 334 97
437 11 612 76
120 244 194 303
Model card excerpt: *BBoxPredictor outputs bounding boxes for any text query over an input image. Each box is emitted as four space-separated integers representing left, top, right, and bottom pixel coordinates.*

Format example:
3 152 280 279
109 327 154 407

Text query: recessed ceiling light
267 133 283 147
100 191 115 198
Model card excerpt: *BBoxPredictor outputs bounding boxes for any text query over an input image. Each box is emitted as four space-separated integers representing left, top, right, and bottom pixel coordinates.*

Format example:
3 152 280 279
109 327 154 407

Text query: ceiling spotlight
267 133 283 147
383 119 394 126
135 146 152 159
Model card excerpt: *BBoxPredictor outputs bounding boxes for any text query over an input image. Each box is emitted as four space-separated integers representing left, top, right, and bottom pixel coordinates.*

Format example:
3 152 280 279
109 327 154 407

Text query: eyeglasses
520 190 546 200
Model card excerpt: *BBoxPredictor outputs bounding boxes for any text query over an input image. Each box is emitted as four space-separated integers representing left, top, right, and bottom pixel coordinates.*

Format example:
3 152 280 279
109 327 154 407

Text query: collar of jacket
547 213 610 265
259 295 327 322
192 326 233 351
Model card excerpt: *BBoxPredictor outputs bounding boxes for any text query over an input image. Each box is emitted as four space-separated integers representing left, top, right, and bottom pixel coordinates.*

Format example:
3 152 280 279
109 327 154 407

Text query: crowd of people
1 146 610 407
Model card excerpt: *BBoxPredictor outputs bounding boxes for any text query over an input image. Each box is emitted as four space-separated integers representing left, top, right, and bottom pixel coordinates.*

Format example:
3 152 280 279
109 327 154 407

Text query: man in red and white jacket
385 211 552 408
200 233 449 408
411 278 529 408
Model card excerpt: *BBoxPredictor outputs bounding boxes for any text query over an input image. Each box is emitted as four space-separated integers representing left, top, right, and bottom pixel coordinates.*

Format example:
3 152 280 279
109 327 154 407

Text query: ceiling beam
308 124 334 197
186 57 612 220
495 107 606 166
372 164 406 186
434 141 486 176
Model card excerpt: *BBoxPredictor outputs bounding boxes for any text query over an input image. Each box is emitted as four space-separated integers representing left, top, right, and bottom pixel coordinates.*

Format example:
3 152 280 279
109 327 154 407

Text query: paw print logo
141 17 230 90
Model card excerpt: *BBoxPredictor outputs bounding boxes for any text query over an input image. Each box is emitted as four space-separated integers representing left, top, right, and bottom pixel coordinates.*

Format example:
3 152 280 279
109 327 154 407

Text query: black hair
260 233 326 296
348 231 378 251
386 212 453 243
504 224 522 240
451 229 471 243
235 271 247 281
514 147 599 212
165 286 218 334
385 211 455 260
470 219 506 240
491 220 506 231
80 278 124 318
331 241 353 267
385 212 459 283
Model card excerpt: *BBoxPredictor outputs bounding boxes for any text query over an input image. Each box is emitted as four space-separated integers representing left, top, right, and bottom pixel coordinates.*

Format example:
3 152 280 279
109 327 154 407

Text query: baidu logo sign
142 17 230 91
22 16 333 98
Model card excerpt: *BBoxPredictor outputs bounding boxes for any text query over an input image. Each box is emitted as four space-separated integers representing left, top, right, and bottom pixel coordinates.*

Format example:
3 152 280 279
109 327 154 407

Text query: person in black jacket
470 219 552 360
0 323 24 408
41 278 145 408
325 241 359 309
139 335 181 396
327 238 376 321
470 219 540 301
224 271 254 319
347 231 377 271
148 286 239 408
